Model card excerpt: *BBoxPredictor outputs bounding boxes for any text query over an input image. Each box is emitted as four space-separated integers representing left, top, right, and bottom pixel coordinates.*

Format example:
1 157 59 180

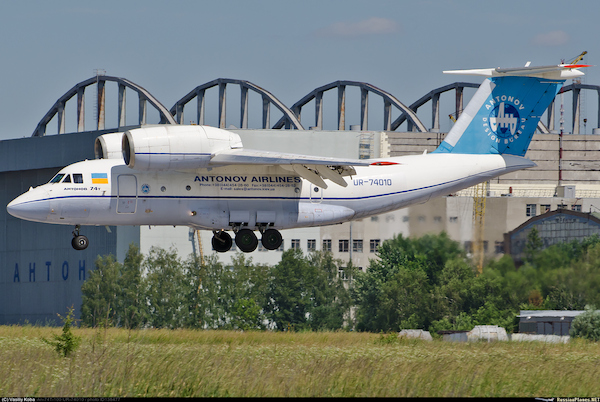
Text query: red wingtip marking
370 161 399 166
563 64 592 68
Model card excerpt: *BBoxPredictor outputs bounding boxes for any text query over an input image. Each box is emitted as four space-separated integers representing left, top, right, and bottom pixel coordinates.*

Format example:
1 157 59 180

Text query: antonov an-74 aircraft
7 62 588 252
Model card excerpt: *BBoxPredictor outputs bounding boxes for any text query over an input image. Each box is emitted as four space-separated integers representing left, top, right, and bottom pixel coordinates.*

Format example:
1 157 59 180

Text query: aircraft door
309 184 323 204
117 174 137 213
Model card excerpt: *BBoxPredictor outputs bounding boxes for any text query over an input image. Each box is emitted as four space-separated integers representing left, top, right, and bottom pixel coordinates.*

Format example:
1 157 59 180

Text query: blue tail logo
489 101 519 138
434 75 564 156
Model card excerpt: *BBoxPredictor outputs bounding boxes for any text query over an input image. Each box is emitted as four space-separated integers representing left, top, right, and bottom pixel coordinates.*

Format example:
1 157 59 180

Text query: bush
42 306 81 357
570 305 600 341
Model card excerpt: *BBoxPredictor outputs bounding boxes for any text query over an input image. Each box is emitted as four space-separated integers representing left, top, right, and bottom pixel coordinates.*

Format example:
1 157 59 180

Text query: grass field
1 325 599 397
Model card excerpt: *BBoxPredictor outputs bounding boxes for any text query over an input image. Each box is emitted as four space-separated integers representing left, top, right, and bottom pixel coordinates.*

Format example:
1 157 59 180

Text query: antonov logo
482 95 526 145
489 103 518 136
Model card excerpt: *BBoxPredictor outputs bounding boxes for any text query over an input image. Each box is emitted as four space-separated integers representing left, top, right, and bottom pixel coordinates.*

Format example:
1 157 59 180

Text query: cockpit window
62 174 71 183
73 174 84 183
50 174 65 183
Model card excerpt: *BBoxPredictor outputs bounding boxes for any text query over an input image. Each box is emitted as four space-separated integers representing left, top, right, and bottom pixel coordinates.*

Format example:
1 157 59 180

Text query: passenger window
73 174 84 183
50 174 65 183
62 174 71 183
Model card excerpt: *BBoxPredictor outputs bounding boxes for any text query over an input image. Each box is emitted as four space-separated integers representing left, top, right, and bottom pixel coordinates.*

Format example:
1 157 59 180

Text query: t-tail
433 63 589 156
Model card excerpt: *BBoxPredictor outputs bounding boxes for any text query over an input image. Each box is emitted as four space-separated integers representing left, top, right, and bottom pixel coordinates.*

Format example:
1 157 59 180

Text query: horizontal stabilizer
444 64 589 80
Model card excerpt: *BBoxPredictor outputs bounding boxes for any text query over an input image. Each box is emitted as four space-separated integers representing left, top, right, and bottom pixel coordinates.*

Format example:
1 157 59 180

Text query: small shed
398 329 433 341
438 330 469 342
438 326 508 342
518 310 584 336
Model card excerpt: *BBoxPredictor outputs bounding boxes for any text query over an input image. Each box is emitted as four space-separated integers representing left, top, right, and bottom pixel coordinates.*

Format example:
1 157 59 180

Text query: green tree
116 244 146 328
266 249 317 331
80 254 120 327
307 251 353 330
354 233 467 332
570 305 600 341
42 306 81 357
524 227 543 261
145 247 189 328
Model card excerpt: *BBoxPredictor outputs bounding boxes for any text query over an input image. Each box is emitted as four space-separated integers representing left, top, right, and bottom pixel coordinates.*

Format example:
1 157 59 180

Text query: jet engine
122 125 243 170
95 132 126 160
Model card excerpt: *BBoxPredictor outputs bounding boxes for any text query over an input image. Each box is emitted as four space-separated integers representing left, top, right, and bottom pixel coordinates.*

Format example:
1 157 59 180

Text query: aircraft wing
209 148 371 188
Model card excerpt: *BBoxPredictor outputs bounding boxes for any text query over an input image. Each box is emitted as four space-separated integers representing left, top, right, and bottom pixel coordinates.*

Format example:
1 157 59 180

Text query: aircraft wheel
212 231 232 253
72 235 89 250
261 229 282 250
235 229 258 252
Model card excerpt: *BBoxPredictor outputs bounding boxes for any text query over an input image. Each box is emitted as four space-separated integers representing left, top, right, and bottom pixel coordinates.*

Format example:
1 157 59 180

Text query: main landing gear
211 227 283 253
71 225 89 250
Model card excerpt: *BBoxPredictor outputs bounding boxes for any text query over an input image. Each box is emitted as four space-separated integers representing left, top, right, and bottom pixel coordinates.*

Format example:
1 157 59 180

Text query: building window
464 241 472 254
338 267 348 280
322 239 332 252
526 204 537 217
371 216 379 222
571 204 582 212
418 215 426 222
258 243 267 252
449 216 458 223
386 214 395 222
541 204 551 213
434 216 442 223
339 239 349 252
277 240 284 251
402 216 409 222
495 241 504 254
353 239 363 253
370 239 380 253
558 204 567 210
291 239 300 250
307 239 316 252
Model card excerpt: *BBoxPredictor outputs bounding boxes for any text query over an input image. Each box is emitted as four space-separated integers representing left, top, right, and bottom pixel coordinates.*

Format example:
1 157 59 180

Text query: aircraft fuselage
7 153 533 232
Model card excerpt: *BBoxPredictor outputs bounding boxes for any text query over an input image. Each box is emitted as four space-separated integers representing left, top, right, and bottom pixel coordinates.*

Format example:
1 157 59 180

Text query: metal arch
170 78 304 130
391 82 480 131
272 80 428 132
554 83 600 134
32 76 176 137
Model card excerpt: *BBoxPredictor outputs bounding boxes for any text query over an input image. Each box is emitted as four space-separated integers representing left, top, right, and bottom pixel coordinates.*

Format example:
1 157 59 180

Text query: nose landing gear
71 225 89 250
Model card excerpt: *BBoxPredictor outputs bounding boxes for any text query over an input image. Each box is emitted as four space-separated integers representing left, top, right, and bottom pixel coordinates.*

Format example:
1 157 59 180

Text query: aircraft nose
7 188 51 222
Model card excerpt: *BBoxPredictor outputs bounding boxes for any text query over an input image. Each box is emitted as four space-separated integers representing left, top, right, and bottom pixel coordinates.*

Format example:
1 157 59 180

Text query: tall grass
1 326 599 397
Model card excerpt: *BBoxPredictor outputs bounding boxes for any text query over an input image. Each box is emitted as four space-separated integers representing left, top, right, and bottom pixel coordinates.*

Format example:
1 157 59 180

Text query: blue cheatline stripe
17 167 505 206
91 173 108 178
136 152 212 156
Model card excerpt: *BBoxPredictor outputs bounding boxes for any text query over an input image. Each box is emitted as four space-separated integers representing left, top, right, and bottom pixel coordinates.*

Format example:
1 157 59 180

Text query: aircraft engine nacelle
122 125 243 170
95 132 126 160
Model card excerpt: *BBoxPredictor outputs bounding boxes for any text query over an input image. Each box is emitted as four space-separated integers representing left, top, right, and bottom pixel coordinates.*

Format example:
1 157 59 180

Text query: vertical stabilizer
433 64 587 156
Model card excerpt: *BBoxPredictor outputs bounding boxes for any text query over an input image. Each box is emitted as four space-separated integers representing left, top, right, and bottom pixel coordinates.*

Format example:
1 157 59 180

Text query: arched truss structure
546 83 600 134
32 76 176 137
392 82 480 132
170 78 304 129
273 81 428 132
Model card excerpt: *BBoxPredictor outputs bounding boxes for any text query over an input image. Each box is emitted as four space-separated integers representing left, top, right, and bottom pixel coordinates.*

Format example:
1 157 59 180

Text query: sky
1 0 599 140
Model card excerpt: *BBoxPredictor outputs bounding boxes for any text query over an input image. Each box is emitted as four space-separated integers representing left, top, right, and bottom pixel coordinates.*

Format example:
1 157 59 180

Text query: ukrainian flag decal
92 173 108 184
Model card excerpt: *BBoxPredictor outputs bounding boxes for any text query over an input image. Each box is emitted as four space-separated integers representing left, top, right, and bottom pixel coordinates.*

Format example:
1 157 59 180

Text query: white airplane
7 62 588 252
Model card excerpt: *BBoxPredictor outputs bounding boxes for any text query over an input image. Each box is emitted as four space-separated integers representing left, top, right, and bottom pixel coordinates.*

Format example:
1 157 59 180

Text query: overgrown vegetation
79 234 600 335
2 327 600 397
